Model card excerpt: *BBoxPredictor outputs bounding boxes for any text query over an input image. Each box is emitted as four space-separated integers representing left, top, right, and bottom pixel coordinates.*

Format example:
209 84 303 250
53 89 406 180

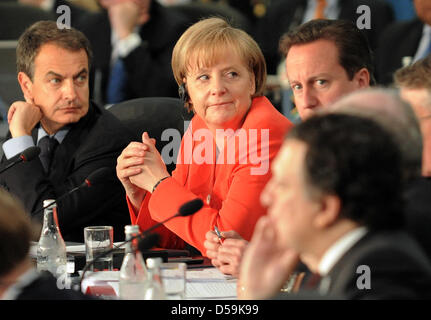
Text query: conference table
29 241 238 300
81 268 237 300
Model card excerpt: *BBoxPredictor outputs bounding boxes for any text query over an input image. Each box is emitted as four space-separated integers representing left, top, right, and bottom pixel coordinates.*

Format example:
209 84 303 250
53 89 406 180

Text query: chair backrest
0 3 55 40
107 97 193 174
0 41 22 108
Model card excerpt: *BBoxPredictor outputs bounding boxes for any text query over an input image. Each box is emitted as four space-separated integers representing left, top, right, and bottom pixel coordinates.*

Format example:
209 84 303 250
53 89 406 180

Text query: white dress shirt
318 226 368 277
413 24 431 63
316 226 368 295
2 126 69 160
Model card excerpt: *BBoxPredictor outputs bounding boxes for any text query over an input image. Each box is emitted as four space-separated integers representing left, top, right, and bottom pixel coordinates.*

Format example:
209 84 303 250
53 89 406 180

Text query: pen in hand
214 225 225 244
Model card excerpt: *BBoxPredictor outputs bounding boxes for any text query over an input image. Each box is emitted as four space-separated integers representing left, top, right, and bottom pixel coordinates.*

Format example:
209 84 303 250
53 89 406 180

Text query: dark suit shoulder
76 103 132 154
329 231 431 299
380 18 424 40
17 272 95 300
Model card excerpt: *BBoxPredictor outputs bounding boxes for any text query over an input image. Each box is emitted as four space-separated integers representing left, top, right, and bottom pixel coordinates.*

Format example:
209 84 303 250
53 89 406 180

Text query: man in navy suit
376 0 431 84
78 0 189 105
0 21 131 242
256 0 394 75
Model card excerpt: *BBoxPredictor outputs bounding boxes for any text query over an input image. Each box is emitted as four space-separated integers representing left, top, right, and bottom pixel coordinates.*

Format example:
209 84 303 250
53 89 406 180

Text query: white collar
318 226 368 276
37 126 69 145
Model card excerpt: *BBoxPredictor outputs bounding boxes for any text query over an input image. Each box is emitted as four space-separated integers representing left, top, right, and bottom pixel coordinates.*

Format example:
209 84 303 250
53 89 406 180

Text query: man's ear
313 194 341 229
17 72 33 103
353 67 370 89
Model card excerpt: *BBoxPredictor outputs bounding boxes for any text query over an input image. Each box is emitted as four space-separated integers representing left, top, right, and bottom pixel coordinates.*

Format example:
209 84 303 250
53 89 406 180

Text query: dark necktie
304 272 322 290
38 136 59 173
107 58 127 104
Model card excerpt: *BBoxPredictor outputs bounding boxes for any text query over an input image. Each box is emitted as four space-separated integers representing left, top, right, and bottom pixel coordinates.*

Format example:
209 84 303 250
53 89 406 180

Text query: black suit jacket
322 231 431 299
257 0 394 74
376 19 424 85
0 102 132 242
404 177 431 262
277 230 431 300
16 271 95 300
78 2 189 105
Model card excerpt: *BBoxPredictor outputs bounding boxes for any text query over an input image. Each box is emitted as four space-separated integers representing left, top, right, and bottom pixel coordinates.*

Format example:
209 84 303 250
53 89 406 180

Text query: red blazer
128 96 293 254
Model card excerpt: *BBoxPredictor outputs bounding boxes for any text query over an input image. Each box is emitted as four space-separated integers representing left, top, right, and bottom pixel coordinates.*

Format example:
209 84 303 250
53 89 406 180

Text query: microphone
138 198 204 238
79 198 204 288
30 167 112 216
138 233 161 254
0 146 41 174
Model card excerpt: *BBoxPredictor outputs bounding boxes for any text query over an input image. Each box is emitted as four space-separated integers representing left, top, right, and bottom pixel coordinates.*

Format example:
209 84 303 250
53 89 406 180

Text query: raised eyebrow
45 71 63 79
74 68 88 79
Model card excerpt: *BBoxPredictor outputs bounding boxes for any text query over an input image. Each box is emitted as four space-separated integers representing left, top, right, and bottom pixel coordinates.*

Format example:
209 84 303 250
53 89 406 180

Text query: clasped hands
116 131 170 210
100 0 150 39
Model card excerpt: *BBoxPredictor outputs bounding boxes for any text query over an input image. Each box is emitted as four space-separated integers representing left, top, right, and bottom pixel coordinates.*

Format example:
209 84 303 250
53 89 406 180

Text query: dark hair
0 190 32 277
287 113 404 230
16 20 93 79
279 19 376 85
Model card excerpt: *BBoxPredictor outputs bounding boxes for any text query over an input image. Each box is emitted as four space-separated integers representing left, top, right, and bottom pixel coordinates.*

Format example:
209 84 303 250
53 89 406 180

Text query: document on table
186 282 237 299
80 267 237 299
185 268 237 299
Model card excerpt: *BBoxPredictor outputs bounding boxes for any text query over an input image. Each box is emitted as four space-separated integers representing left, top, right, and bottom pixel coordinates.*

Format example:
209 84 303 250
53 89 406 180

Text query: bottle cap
43 199 56 209
124 225 140 234
146 257 163 269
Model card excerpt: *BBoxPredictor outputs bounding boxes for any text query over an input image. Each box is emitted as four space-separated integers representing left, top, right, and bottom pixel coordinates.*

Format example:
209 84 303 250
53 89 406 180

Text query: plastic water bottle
144 257 166 300
36 200 67 279
119 225 148 299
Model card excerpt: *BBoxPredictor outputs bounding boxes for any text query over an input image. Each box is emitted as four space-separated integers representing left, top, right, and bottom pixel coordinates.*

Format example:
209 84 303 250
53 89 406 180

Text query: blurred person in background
376 0 431 84
78 0 189 105
0 189 93 300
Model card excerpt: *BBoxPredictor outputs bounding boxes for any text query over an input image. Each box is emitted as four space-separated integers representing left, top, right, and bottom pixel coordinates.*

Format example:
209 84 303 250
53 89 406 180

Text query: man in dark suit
0 21 131 242
78 0 189 105
394 56 431 262
238 113 431 299
257 0 394 75
376 0 431 85
0 189 93 300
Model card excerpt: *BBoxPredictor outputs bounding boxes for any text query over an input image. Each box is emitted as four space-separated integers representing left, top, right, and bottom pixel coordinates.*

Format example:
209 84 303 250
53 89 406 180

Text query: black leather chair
107 97 194 174
0 2 55 40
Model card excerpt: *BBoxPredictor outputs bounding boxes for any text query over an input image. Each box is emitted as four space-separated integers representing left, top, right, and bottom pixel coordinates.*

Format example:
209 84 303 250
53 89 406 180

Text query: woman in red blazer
116 17 293 256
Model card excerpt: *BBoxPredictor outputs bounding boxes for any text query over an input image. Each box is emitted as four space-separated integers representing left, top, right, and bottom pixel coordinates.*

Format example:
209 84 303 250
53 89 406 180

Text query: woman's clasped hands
116 131 170 210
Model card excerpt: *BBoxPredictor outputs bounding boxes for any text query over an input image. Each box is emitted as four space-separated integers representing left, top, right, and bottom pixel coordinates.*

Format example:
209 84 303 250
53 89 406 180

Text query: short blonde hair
394 55 431 90
171 17 266 110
